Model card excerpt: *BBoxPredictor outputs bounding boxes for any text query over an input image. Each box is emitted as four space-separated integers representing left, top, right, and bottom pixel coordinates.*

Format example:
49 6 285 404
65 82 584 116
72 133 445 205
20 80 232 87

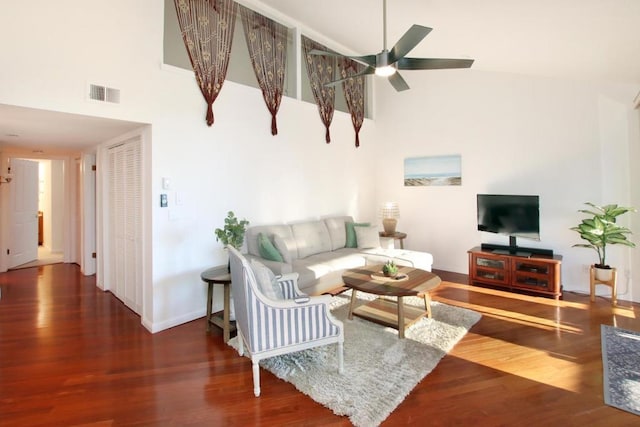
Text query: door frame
80 153 97 275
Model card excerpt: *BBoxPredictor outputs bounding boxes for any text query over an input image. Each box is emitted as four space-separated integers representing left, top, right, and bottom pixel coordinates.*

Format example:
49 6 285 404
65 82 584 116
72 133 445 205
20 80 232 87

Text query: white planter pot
595 267 613 282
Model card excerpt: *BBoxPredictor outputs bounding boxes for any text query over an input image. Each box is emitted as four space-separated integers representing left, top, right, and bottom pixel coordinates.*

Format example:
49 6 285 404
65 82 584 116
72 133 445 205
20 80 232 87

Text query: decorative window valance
302 35 336 143
239 5 287 136
339 58 366 147
174 0 238 126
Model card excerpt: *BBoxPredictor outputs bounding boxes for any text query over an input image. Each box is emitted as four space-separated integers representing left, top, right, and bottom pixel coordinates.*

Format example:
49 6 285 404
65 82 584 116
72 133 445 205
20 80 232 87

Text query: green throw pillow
345 222 370 248
258 233 284 262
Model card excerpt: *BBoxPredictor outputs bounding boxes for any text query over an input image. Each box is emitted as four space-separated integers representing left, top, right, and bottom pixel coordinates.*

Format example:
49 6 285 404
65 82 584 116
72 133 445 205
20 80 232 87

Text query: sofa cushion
258 233 284 262
273 234 294 264
361 248 434 271
295 249 366 272
345 221 370 248
250 259 284 300
291 221 332 259
324 216 353 250
355 225 380 249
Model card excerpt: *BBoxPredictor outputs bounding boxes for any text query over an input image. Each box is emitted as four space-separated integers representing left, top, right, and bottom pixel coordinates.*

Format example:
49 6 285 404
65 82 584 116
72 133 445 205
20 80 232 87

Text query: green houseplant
215 211 250 250
570 202 636 280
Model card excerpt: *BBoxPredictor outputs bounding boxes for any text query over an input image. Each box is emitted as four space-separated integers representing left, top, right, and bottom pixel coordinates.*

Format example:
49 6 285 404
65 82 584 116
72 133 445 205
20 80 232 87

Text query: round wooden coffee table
342 264 441 338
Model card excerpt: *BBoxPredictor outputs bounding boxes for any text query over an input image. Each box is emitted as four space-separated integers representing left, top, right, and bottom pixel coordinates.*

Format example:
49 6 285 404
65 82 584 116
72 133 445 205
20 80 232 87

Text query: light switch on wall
162 177 171 190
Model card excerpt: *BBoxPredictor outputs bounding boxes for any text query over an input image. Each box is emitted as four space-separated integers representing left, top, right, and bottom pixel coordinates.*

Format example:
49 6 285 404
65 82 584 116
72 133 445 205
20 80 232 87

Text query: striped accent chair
228 246 344 397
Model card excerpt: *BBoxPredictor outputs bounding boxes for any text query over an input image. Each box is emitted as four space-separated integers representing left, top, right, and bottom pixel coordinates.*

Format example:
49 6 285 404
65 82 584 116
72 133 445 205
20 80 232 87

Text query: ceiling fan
311 0 474 92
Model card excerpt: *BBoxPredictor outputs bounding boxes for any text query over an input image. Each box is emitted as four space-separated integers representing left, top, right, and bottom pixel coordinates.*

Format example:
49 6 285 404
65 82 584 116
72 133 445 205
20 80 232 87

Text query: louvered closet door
107 137 142 313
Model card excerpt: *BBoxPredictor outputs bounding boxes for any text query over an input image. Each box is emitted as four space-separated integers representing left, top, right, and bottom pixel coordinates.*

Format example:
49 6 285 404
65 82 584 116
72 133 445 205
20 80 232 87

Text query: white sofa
244 216 434 295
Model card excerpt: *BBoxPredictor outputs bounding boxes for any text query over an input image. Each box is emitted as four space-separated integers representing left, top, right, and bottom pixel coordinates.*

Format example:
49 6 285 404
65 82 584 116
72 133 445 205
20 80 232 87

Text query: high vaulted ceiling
260 0 640 85
1 0 638 153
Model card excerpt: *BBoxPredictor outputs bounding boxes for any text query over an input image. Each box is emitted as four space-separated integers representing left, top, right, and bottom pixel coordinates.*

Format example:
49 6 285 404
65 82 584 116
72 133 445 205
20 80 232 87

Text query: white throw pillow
273 234 293 264
250 259 284 300
355 225 381 249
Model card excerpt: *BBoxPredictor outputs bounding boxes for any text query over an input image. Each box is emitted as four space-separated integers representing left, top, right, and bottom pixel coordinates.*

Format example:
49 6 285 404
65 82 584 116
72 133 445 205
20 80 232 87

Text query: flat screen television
477 194 540 243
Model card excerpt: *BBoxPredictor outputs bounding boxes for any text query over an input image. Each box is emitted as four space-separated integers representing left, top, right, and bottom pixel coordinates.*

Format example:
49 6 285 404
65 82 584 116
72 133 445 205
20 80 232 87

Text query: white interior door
9 159 39 268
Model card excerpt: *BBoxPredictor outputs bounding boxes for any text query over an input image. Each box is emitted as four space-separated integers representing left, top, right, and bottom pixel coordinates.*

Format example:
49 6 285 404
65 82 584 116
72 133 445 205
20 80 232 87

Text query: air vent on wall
89 83 121 104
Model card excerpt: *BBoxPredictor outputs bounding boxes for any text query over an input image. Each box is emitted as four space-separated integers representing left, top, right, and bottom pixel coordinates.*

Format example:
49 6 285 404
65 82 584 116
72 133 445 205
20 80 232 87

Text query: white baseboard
142 308 206 333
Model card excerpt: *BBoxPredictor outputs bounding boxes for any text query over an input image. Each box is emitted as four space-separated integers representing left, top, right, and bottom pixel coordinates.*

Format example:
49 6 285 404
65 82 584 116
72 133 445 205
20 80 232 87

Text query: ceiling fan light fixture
375 65 397 77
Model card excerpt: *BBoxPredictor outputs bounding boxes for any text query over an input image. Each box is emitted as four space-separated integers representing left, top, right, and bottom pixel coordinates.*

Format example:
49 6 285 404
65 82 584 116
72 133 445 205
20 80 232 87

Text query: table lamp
381 202 399 235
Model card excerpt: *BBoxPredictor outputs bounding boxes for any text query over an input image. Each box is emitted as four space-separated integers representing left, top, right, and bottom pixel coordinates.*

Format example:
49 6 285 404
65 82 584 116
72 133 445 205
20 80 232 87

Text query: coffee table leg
424 293 432 318
398 297 405 339
349 290 358 320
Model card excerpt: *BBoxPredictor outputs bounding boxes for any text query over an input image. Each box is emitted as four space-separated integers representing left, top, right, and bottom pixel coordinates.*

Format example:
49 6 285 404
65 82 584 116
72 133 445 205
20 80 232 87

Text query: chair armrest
276 272 299 282
275 273 307 300
258 293 333 309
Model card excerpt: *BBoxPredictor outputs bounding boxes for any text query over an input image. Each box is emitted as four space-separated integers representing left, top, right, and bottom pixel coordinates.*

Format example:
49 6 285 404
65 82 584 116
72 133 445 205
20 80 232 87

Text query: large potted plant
571 202 636 280
215 211 249 270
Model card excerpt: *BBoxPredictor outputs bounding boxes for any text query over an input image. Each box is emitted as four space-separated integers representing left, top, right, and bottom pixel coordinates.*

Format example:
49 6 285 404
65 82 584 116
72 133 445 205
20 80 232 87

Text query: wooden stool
590 266 617 305
201 267 236 342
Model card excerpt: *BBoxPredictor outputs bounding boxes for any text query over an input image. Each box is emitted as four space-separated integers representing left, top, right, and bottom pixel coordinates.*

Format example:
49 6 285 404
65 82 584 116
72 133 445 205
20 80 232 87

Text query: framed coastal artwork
404 154 462 186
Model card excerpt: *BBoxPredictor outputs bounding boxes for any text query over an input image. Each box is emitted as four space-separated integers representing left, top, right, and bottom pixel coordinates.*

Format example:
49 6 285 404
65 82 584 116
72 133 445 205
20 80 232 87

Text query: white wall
0 1 157 125
148 66 377 331
374 69 640 301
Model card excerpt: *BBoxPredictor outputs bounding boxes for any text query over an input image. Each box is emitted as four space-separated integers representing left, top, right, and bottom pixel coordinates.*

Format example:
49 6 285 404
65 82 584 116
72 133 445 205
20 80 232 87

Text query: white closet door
107 137 142 313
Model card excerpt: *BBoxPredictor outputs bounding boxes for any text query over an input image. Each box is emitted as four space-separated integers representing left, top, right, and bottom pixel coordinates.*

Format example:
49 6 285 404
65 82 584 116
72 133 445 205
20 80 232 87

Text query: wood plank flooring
1 264 638 426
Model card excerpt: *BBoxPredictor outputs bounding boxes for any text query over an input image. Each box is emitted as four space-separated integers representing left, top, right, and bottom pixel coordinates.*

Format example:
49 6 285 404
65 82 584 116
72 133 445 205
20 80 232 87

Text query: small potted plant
570 202 636 280
215 211 250 249
215 211 249 270
382 260 399 278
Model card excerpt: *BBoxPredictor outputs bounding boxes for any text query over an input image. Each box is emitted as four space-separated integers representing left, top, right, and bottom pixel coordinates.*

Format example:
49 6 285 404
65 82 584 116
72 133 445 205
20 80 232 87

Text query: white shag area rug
229 292 481 427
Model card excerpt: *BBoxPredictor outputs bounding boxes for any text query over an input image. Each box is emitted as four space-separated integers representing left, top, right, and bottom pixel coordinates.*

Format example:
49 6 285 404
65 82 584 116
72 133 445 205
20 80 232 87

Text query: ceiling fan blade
388 25 432 64
388 72 410 92
309 49 376 67
324 67 376 87
397 57 475 70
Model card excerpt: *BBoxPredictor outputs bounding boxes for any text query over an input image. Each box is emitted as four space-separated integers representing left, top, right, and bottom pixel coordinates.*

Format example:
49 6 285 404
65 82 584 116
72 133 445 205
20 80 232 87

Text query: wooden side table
379 231 407 249
201 267 236 342
590 266 617 305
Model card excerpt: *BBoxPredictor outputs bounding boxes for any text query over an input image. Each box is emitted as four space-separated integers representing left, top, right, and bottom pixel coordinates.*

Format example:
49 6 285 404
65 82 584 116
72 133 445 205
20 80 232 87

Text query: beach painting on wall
404 155 462 186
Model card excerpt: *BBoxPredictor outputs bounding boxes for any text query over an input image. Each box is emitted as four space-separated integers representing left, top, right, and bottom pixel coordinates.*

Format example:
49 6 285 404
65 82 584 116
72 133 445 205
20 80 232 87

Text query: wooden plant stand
590 266 617 305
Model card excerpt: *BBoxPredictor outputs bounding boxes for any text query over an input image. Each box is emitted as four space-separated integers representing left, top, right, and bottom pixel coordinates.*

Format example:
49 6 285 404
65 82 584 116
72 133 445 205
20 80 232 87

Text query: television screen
477 194 540 241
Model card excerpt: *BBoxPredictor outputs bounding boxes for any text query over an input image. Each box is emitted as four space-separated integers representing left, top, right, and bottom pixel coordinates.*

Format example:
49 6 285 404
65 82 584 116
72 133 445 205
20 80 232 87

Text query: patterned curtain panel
302 35 336 143
174 0 237 127
239 5 287 136
340 58 366 147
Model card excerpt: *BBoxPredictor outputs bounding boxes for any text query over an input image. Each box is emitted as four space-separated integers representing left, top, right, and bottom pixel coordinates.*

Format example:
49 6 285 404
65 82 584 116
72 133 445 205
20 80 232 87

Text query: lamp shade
381 202 399 219
380 202 399 235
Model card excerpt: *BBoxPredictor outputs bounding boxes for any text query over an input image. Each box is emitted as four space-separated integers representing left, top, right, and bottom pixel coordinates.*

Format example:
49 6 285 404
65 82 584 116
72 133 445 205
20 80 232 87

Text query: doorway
8 157 65 269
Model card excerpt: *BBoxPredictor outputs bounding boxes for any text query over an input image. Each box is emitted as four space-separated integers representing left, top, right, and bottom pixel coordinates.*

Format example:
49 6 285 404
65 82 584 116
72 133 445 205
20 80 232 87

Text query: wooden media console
468 246 562 299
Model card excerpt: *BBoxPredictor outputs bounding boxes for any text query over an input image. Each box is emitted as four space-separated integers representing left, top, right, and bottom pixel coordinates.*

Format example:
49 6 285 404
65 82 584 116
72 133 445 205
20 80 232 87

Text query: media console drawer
468 247 562 299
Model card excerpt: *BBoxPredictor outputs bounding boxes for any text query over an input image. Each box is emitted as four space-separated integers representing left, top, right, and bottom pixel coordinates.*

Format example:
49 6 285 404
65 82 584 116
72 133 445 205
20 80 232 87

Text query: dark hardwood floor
1 264 638 426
